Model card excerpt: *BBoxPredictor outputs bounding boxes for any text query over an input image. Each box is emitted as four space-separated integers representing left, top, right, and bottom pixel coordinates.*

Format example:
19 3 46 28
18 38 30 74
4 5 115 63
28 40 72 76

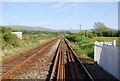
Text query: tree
93 22 110 36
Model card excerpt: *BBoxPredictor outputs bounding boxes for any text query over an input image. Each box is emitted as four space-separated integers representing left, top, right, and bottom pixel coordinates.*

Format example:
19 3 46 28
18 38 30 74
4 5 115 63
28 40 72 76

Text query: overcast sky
1 1 118 30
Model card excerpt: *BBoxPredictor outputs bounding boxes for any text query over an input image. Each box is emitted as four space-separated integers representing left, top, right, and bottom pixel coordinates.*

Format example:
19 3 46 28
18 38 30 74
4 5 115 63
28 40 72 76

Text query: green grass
73 45 94 58
73 46 86 54
1 33 59 60
66 35 119 59
93 37 118 41
66 35 94 57
70 42 95 62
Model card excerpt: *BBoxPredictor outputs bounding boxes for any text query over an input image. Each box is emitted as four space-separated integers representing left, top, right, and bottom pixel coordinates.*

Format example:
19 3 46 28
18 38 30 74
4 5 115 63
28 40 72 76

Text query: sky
1 0 120 2
1 1 118 30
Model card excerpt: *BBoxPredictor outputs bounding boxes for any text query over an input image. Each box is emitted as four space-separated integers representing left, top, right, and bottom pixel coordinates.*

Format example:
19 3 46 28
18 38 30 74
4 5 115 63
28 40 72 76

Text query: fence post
113 40 116 46
94 41 97 61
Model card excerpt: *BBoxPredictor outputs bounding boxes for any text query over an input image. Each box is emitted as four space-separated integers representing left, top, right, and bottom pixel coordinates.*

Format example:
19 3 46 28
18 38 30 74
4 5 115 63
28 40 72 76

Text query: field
1 30 60 60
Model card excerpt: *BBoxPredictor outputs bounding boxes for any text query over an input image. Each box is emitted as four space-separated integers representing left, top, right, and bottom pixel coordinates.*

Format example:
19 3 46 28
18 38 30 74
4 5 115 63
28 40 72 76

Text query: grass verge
1 34 59 60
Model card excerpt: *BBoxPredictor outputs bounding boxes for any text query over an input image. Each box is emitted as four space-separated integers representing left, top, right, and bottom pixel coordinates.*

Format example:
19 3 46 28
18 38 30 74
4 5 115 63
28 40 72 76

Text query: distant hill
68 30 80 33
110 28 119 31
5 25 59 32
6 25 118 33
5 25 81 33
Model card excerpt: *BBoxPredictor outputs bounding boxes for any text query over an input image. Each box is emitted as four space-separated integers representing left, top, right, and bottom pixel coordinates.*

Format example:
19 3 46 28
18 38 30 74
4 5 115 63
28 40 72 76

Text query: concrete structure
94 41 120 80
11 32 22 39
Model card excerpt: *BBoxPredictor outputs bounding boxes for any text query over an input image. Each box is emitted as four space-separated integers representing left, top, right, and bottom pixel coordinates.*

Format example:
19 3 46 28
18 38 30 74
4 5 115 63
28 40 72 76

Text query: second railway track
1 37 61 80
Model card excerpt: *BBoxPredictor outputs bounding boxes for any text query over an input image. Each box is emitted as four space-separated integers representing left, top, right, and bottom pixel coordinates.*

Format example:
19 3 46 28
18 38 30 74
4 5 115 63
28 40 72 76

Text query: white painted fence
94 40 120 80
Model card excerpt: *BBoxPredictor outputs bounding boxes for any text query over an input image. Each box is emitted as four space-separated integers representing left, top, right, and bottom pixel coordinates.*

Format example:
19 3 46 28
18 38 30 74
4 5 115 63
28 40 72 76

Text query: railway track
0 37 60 80
1 37 94 81
48 38 94 81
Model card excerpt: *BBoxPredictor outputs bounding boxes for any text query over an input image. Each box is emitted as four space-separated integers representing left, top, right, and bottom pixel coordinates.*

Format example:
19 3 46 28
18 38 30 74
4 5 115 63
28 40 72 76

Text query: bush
1 26 19 33
88 33 93 38
3 33 19 46
81 43 93 49
2 27 11 33
66 34 94 58
75 36 82 42
87 48 94 58
66 35 76 42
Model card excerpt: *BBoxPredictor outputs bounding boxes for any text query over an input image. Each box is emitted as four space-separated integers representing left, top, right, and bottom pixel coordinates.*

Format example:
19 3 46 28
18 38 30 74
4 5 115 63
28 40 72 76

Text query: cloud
63 16 77 25
55 7 68 13
55 3 79 14
50 2 65 9
31 2 46 7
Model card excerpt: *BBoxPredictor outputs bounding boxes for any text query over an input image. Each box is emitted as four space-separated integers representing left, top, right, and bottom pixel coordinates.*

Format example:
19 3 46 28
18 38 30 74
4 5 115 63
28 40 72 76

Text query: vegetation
66 34 94 58
21 30 59 35
0 26 61 60
3 33 19 46
92 22 120 37
65 22 119 59
1 26 20 48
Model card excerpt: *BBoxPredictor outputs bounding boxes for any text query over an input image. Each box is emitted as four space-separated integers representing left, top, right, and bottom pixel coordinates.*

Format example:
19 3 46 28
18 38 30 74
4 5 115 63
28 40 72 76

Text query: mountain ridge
5 25 58 32
5 25 119 33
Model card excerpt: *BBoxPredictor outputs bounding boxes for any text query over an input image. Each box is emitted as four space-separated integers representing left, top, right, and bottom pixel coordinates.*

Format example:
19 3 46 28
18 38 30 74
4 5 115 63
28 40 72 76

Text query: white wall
94 41 120 80
12 32 22 39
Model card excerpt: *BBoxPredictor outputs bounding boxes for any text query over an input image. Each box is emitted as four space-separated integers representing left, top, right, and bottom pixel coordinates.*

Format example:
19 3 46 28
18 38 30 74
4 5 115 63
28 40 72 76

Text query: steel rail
56 51 61 80
67 50 76 80
56 51 64 81
61 51 64 81
64 38 94 81
49 40 61 80
67 50 82 81
49 38 65 81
